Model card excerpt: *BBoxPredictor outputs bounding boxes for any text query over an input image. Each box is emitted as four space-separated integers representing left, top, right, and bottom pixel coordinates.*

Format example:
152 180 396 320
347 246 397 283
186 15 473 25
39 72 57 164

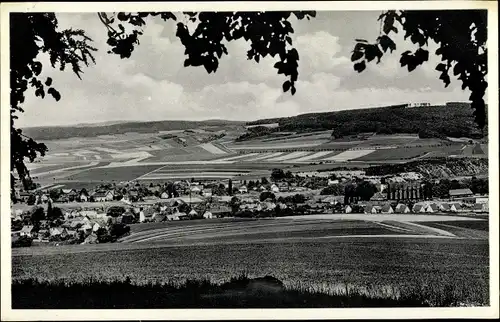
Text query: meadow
12 237 489 307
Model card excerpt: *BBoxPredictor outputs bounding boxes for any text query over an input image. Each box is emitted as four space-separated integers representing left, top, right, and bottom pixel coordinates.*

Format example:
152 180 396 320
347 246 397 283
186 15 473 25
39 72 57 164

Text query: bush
12 236 32 248
259 191 276 202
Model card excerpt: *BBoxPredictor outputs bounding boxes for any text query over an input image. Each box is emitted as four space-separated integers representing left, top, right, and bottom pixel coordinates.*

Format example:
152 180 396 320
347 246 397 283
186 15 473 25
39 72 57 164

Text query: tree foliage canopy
10 10 488 196
351 10 487 128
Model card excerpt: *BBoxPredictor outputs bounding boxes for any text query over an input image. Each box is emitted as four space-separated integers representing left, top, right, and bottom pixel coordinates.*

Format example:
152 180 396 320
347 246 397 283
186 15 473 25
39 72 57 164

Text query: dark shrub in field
12 236 32 248
12 275 449 309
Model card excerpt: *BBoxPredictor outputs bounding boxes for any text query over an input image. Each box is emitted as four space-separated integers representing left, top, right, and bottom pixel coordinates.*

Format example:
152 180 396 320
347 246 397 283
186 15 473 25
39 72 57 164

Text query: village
11 167 489 247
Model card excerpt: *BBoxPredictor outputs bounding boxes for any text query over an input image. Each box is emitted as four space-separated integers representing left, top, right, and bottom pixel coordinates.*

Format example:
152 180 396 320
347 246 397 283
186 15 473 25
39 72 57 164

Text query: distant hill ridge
22 120 245 141
246 102 487 139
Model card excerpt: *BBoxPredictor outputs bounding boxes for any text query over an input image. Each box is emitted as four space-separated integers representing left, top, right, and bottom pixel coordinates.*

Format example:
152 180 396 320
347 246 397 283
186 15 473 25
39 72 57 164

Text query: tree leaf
47 87 61 101
282 80 291 92
31 62 42 76
435 63 447 72
35 88 45 98
354 61 366 73
351 50 363 62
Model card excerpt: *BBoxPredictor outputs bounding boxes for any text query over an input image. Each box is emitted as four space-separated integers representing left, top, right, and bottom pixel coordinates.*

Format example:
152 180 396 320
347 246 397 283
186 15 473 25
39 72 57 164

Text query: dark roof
93 190 111 198
211 205 231 214
370 192 387 201
381 204 393 212
449 188 473 196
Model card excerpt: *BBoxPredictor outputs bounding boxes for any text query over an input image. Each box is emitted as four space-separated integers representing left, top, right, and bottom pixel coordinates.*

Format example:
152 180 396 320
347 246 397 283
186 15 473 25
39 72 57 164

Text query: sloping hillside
246 102 487 139
22 120 245 140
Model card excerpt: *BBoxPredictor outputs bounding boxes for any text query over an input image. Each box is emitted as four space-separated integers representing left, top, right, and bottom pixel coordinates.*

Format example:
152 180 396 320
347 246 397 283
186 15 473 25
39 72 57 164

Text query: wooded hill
246 102 487 139
22 120 245 140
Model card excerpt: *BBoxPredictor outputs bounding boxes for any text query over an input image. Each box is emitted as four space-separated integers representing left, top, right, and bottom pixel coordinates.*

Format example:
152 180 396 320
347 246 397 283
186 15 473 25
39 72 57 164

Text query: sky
17 11 473 128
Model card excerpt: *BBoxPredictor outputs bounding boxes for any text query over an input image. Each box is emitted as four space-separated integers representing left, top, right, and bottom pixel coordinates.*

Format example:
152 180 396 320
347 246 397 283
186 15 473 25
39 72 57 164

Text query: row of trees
432 177 488 198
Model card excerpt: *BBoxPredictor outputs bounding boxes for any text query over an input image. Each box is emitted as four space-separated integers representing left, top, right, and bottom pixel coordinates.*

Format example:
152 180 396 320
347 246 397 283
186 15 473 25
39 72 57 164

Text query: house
395 203 410 214
40 194 49 203
152 213 166 222
370 192 387 202
189 209 198 217
143 196 160 202
39 220 50 229
264 202 276 211
78 223 93 234
425 203 439 213
12 215 23 224
238 185 248 194
83 233 99 244
166 213 180 221
18 191 32 203
258 185 267 192
270 184 279 193
328 179 340 186
473 203 487 213
449 188 473 200
50 227 68 239
364 205 378 214
203 189 213 197
203 211 213 219
322 195 344 205
345 205 352 213
476 197 489 204
92 221 104 232
277 182 289 191
66 230 78 239
80 210 98 218
20 225 35 238
440 203 451 212
37 229 50 239
218 196 232 203
412 204 426 213
277 202 288 210
211 205 232 217
450 203 462 212
190 185 202 194
380 204 394 214
79 190 89 202
93 190 114 202
62 189 78 200
160 192 171 199
69 220 84 230
127 190 139 201
123 212 137 224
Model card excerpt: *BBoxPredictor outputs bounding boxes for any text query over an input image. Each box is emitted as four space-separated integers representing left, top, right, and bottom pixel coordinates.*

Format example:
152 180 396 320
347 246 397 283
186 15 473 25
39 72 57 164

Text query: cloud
15 12 475 128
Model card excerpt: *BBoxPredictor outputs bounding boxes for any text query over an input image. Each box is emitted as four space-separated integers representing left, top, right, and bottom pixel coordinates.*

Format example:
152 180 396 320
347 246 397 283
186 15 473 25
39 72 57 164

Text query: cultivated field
11 214 490 307
24 125 484 192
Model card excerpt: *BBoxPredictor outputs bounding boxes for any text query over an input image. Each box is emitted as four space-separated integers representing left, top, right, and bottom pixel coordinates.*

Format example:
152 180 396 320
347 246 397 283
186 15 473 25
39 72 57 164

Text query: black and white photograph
1 1 498 320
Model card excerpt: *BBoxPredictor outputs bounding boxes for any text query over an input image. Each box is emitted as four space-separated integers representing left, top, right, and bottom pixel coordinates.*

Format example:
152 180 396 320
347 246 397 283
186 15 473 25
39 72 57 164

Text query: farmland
12 214 489 285
12 234 489 307
19 113 487 192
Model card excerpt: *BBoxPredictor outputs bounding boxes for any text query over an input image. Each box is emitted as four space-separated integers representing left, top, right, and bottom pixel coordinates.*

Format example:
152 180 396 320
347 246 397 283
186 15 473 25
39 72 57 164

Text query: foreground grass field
12 237 489 307
12 273 480 308
11 214 489 308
